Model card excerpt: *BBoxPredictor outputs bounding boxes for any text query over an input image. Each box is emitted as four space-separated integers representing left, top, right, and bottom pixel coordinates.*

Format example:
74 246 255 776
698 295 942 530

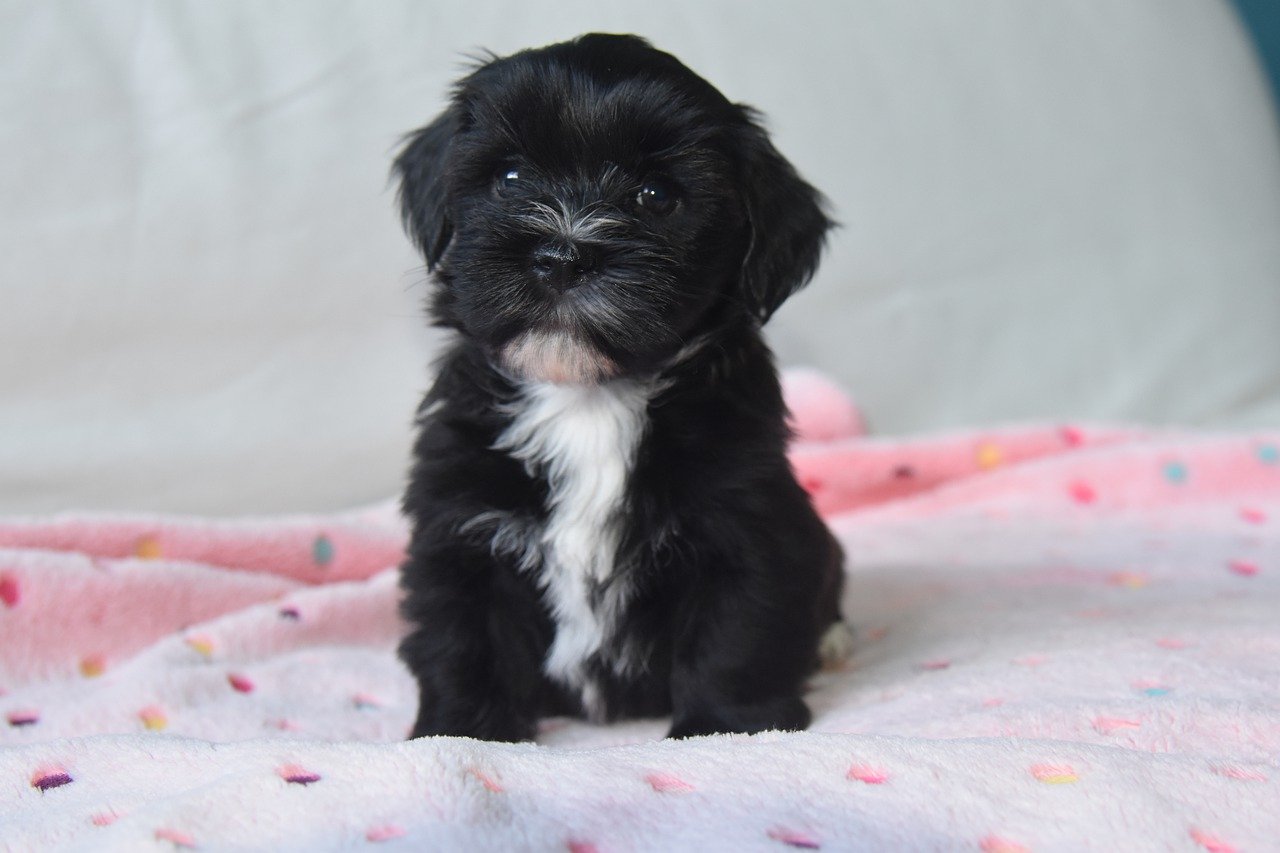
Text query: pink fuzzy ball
780 368 864 442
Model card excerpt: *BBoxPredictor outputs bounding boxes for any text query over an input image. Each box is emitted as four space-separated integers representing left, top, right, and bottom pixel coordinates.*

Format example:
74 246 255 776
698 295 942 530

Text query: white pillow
1 0 1277 514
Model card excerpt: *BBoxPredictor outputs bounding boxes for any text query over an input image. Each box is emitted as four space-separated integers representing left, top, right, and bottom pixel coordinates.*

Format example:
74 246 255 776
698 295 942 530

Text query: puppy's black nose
530 243 597 290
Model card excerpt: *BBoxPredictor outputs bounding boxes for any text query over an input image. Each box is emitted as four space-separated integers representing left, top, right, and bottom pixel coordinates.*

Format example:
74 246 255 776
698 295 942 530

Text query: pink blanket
2 372 1277 850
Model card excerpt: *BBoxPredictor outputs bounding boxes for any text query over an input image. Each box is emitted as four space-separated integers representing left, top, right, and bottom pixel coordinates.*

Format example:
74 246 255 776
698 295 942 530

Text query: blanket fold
2 374 1277 850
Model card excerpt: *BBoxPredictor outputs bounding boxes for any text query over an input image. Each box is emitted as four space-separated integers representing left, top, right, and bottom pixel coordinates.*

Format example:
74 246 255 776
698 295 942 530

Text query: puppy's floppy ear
393 107 460 269
732 108 833 322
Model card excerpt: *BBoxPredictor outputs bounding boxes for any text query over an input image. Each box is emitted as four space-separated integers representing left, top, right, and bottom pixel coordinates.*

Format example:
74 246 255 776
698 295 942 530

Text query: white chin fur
501 330 618 385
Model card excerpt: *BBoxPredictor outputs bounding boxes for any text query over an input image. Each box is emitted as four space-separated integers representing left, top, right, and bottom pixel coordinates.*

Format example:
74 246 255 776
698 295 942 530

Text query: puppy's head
395 33 830 385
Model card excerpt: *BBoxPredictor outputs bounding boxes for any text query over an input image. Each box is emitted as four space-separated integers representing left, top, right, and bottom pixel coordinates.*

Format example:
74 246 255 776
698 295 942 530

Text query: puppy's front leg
666 577 815 739
398 537 547 742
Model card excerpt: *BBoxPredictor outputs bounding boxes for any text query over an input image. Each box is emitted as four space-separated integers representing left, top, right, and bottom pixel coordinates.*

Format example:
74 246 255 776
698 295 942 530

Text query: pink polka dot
1092 716 1141 735
1189 828 1236 853
645 772 694 793
90 811 120 827
1211 765 1267 782
981 836 1029 853
8 709 39 727
227 673 255 693
846 764 889 784
1030 764 1078 784
470 768 504 792
0 573 20 608
767 827 821 849
31 767 72 791
1068 481 1097 505
154 828 197 849
1227 559 1259 577
1238 507 1267 525
367 825 406 842
278 764 321 785
1060 426 1086 447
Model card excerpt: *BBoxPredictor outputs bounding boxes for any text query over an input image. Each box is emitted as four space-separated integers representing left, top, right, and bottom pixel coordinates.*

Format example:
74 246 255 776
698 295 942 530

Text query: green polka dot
1162 461 1188 484
312 535 335 567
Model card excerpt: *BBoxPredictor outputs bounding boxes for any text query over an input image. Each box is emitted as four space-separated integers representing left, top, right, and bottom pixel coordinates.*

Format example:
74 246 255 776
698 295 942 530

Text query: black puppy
394 33 848 741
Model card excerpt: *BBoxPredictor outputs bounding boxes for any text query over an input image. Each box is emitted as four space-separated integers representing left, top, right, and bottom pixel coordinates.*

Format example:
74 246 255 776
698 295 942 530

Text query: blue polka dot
1258 444 1279 465
1162 461 1188 484
312 535 335 567
1143 687 1172 697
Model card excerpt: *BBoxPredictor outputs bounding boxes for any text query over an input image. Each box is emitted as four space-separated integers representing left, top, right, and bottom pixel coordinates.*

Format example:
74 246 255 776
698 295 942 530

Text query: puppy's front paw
668 696 811 739
408 704 535 743
818 620 855 670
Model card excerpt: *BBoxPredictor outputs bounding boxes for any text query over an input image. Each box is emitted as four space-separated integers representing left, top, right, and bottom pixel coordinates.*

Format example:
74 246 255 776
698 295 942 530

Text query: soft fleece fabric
1 371 1278 851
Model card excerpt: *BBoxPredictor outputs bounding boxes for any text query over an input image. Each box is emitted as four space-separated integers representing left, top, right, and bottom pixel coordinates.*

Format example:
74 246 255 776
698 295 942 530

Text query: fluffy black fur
395 33 845 741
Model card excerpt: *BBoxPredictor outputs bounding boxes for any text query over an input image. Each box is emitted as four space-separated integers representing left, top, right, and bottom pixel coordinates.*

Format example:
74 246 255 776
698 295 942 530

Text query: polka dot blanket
1 370 1277 851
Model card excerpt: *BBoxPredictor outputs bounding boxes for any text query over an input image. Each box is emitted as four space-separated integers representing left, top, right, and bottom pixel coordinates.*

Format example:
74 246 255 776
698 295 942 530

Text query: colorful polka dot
367 825 407 843
227 673 255 694
1030 764 1078 784
767 827 821 849
919 659 951 671
1069 481 1097 505
1211 765 1268 782
1238 507 1267 525
7 710 39 727
567 842 599 853
1134 679 1172 697
134 536 163 560
312 535 335 567
1059 426 1086 447
1189 827 1236 853
1227 559 1259 577
980 836 1029 853
1162 461 1188 484
1257 444 1278 465
90 812 120 827
645 771 693 793
79 655 106 678
470 768 504 792
185 636 215 658
976 443 1003 469
892 464 915 479
1108 571 1149 589
32 767 73 791
1156 637 1189 650
154 828 197 849
352 693 382 711
139 705 168 731
278 605 301 621
279 764 322 785
1092 716 1141 735
846 764 889 784
0 573 21 608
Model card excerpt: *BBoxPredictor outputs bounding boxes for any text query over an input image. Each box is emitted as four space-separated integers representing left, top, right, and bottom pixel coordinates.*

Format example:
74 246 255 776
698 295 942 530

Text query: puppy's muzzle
531 242 599 292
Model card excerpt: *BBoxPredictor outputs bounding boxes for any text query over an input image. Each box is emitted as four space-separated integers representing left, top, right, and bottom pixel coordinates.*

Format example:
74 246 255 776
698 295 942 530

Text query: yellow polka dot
976 443 1003 469
138 706 167 731
79 656 106 678
185 635 214 658
134 536 163 560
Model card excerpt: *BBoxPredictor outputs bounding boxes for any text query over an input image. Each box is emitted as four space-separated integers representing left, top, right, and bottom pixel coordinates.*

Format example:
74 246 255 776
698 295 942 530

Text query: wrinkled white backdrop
2 0 1278 514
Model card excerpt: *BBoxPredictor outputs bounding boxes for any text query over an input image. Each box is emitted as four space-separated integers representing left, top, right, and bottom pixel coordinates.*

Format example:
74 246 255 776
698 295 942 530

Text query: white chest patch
494 379 652 712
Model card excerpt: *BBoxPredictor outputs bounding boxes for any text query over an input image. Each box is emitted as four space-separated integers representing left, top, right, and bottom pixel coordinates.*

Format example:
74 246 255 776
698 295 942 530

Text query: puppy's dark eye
637 176 679 216
495 167 522 197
